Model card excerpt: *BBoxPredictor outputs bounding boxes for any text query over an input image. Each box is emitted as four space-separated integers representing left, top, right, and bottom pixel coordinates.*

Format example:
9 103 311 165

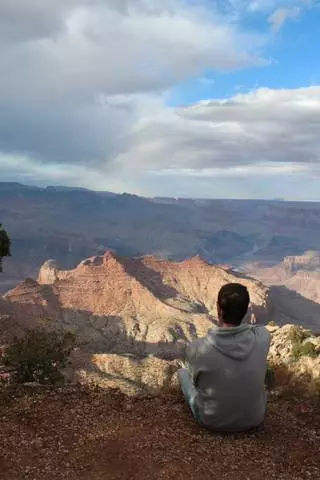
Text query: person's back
178 283 271 432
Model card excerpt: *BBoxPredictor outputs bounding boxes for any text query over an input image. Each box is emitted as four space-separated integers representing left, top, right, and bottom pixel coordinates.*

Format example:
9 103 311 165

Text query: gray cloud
2 86 320 184
0 0 65 42
0 0 263 166
109 87 320 172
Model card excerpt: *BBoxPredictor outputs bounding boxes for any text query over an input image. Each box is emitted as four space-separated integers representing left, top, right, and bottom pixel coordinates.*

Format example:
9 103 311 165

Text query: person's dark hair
217 283 250 326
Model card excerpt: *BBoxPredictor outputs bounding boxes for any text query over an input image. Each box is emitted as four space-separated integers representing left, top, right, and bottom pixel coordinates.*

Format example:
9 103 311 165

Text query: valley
1 182 320 297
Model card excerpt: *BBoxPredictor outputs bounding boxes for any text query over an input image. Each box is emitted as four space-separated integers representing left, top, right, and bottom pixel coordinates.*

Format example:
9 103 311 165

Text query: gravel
0 385 319 480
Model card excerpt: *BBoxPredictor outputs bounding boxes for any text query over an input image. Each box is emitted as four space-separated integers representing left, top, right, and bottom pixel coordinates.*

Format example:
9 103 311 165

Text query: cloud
1 86 320 196
0 1 319 200
247 1 303 13
268 7 301 31
108 87 320 175
0 0 264 167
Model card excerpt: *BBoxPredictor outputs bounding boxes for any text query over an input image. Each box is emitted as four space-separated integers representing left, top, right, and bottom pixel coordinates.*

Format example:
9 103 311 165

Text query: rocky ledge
65 324 320 400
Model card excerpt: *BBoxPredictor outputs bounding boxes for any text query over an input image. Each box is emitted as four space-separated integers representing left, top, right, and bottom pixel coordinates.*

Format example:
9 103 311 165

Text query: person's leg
178 368 198 418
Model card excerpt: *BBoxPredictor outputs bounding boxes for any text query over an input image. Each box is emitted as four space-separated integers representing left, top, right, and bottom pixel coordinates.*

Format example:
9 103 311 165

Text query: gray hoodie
185 324 271 432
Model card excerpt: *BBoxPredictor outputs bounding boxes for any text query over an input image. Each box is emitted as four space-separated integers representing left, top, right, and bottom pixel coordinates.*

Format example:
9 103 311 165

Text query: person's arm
252 324 272 354
185 338 206 387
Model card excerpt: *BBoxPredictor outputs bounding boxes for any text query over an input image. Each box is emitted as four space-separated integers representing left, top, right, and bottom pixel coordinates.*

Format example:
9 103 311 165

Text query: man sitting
178 283 271 432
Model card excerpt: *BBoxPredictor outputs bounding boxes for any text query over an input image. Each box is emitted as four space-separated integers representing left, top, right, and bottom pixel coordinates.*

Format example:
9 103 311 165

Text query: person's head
217 283 250 327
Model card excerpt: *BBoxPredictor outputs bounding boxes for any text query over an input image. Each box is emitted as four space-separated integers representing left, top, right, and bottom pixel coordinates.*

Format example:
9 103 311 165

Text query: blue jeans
178 368 199 420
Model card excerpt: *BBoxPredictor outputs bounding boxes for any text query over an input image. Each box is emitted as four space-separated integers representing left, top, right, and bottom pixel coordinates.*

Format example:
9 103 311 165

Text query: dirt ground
0 385 319 480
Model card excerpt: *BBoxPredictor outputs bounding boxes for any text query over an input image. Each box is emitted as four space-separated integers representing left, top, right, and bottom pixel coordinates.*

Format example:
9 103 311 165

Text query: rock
38 260 59 285
268 324 320 397
3 252 272 352
269 324 320 363
70 351 180 396
68 324 320 398
246 250 320 308
2 253 319 398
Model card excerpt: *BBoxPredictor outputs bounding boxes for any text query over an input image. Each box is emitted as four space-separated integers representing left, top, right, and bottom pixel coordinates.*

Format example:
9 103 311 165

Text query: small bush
292 341 318 361
268 320 277 327
2 329 76 385
288 326 311 345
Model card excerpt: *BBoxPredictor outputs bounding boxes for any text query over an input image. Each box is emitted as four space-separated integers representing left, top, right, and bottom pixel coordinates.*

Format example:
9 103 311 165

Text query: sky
0 0 320 200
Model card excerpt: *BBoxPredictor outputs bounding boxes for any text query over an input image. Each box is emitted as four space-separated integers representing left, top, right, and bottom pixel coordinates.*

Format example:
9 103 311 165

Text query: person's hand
177 360 187 369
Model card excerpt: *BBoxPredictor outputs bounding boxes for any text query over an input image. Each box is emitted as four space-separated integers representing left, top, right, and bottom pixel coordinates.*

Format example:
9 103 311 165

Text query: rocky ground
0 385 319 480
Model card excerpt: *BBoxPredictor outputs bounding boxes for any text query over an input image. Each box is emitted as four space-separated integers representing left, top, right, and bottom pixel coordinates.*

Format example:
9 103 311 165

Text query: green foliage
268 320 277 327
3 329 76 385
291 341 318 361
288 326 311 345
0 223 11 272
288 326 318 361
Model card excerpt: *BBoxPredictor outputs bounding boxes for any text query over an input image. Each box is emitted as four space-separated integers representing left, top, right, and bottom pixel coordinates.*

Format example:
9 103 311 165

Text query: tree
0 224 11 273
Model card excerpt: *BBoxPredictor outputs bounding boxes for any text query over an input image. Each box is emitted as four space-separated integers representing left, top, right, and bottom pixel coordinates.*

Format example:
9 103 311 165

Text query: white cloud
247 1 309 13
241 0 316 28
268 7 301 31
108 87 320 175
2 86 320 199
152 163 310 177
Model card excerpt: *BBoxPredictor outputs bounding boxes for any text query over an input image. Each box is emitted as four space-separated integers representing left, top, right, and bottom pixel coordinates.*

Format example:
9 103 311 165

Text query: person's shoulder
186 335 212 359
188 336 208 351
251 324 267 329
251 324 272 343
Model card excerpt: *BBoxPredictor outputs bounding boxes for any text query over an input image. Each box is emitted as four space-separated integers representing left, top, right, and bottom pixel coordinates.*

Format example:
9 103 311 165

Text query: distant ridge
1 181 320 303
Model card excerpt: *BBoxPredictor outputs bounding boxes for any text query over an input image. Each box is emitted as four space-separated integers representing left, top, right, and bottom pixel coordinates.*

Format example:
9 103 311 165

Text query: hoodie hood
208 324 256 360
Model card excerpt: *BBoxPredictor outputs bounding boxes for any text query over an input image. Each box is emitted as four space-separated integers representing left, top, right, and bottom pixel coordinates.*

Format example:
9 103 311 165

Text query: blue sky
0 0 319 201
170 2 320 105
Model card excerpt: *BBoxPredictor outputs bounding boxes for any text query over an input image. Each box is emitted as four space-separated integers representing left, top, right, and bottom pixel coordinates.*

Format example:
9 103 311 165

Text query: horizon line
0 181 319 204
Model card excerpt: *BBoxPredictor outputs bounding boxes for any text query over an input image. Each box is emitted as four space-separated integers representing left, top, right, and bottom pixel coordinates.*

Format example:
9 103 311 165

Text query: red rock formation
245 251 320 305
1 253 272 351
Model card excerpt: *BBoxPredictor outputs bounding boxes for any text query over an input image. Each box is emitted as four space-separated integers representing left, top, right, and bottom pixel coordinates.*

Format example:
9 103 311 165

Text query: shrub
0 223 11 273
268 320 277 327
288 326 318 361
291 341 318 361
288 326 311 345
2 329 76 385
